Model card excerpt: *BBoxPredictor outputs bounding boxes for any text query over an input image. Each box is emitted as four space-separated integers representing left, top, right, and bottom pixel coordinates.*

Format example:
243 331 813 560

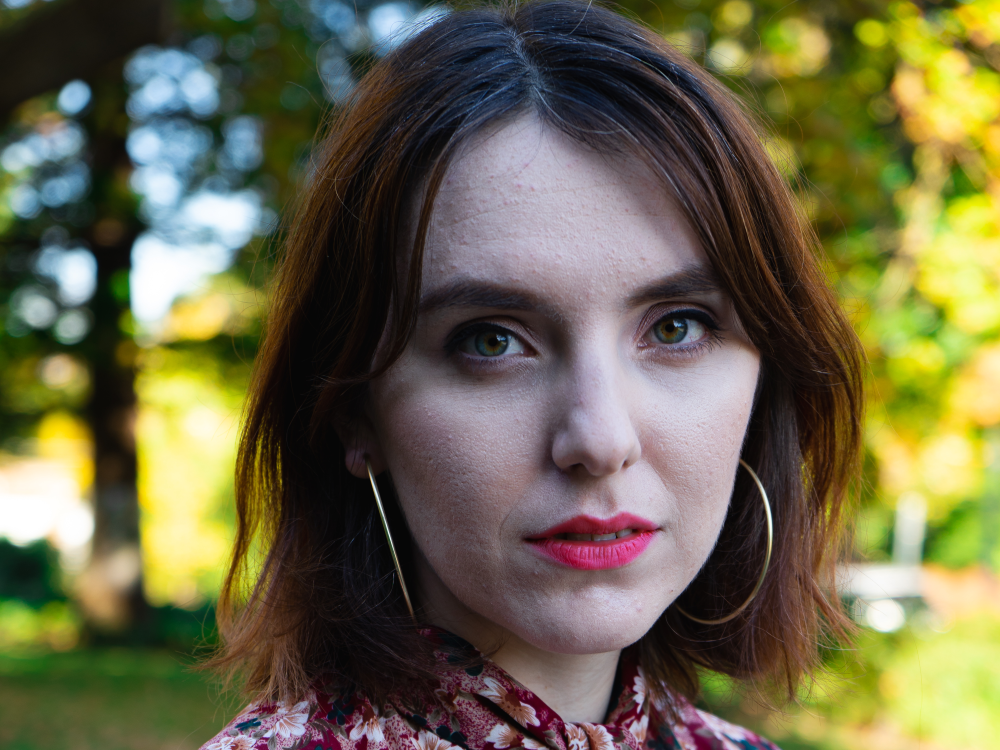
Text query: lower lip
528 531 655 570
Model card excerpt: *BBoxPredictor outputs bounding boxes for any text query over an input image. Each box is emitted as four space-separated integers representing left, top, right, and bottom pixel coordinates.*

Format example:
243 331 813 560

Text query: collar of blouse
203 628 777 750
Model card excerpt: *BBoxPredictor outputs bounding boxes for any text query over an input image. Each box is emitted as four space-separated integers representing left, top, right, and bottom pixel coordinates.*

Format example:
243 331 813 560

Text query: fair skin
340 117 760 723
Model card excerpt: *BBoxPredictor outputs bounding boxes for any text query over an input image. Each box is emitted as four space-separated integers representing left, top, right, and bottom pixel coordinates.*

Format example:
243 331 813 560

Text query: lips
526 513 657 571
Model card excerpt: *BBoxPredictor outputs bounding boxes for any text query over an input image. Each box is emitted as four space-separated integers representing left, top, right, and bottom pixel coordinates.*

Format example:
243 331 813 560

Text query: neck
416 561 621 724
486 636 622 724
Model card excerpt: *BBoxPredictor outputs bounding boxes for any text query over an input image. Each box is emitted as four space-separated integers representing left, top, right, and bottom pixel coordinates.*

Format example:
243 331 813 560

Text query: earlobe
335 418 387 478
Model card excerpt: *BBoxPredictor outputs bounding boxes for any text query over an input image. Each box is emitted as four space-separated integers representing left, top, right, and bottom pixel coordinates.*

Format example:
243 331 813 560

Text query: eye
455 326 526 358
649 314 709 346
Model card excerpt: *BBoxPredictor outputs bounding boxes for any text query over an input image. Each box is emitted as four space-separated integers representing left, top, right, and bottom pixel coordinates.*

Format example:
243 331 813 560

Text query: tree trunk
73 64 147 633
0 0 169 122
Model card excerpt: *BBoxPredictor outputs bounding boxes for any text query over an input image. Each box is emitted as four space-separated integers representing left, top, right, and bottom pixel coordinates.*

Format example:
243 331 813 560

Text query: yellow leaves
763 134 799 180
36 411 93 496
885 339 945 387
713 0 752 34
136 348 248 608
954 0 1000 48
921 433 980 507
950 343 1000 427
151 273 264 343
855 19 889 48
163 293 234 341
894 61 1000 146
889 1 1000 148
760 17 830 78
914 195 1000 335
870 431 980 518
706 38 751 75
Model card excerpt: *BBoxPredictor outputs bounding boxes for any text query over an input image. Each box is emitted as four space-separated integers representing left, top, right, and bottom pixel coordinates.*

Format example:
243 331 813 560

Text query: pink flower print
267 701 311 741
479 678 540 727
350 704 386 744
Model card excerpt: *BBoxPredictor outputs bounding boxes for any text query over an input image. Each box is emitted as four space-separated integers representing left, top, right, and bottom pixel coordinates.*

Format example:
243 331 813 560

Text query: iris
653 317 688 344
474 331 509 356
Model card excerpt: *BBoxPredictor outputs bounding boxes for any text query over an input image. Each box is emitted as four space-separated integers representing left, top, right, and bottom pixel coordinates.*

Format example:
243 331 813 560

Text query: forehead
420 117 707 295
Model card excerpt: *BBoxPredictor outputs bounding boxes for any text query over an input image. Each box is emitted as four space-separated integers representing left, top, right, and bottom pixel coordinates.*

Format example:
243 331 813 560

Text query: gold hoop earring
676 458 774 626
365 457 416 622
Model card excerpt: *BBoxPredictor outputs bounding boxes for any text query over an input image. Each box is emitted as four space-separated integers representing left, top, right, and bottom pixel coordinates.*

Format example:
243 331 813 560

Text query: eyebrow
625 266 723 308
418 265 723 317
418 280 561 318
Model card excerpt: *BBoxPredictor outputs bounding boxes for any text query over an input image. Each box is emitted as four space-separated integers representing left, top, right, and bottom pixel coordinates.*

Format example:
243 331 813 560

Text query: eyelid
635 307 722 356
445 319 532 355
638 305 720 337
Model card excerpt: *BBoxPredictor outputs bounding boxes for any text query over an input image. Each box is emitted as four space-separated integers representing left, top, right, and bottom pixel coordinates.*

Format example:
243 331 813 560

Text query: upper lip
527 512 658 539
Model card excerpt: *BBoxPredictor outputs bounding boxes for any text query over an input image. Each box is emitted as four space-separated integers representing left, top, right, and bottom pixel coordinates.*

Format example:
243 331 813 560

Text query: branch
0 0 171 123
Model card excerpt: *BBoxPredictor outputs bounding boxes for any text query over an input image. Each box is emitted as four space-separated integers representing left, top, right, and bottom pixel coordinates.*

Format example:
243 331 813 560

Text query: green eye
653 317 689 344
473 331 510 356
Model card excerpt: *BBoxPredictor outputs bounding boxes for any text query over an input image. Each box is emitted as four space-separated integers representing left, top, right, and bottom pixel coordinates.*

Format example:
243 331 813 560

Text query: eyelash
444 322 522 357
446 308 721 363
639 308 722 355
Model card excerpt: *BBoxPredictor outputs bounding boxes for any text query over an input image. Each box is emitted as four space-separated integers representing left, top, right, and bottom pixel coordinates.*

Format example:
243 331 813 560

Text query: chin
493 588 666 655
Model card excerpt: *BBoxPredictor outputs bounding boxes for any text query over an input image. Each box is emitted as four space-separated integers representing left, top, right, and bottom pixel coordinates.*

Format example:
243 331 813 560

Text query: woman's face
353 118 760 655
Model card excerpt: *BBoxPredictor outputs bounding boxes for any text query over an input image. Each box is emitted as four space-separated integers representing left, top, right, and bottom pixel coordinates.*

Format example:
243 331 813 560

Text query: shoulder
200 688 424 750
653 697 781 750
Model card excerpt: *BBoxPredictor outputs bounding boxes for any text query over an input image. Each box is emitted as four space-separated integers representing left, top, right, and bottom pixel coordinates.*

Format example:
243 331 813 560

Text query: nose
550 355 641 477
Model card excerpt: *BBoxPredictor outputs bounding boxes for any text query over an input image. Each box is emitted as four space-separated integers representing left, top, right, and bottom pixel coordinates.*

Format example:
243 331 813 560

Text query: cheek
641 354 760 564
370 366 544 558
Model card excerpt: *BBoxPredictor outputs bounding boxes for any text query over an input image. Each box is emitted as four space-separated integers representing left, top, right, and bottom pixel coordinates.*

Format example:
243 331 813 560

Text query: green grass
0 649 238 750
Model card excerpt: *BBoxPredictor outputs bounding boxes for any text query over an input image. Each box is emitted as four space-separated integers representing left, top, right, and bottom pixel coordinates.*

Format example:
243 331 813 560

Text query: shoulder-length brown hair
211 0 864 709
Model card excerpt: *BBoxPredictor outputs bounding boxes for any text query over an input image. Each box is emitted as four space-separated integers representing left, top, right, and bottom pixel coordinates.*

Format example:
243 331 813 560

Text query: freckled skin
341 118 760 722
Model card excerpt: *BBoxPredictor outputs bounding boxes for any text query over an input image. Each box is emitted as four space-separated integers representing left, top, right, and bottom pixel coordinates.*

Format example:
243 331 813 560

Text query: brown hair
210 0 864 709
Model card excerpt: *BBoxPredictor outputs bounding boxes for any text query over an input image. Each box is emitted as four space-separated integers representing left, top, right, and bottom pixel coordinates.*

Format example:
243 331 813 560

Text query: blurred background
0 0 998 747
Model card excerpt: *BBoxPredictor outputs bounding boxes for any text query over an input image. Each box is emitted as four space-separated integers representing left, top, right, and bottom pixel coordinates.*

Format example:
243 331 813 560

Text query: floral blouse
201 631 779 750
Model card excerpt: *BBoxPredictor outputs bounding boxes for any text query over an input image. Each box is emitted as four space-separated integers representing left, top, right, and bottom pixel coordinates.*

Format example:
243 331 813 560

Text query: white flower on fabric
350 704 386 744
266 701 311 740
522 737 546 750
435 688 460 713
485 722 523 749
579 723 615 750
412 730 455 750
695 709 753 741
628 714 649 743
479 677 540 727
565 723 589 750
631 669 647 709
670 722 697 750
208 735 257 750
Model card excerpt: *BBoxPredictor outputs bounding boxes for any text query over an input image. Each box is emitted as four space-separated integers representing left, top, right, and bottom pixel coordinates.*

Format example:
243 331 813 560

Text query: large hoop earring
675 458 774 626
365 457 416 622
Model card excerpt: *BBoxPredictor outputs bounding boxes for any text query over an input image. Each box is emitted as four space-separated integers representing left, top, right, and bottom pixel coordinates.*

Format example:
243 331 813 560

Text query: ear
335 415 388 479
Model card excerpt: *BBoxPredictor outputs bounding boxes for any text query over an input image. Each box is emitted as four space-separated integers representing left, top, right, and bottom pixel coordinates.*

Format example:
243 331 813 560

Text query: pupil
476 331 508 356
657 318 687 344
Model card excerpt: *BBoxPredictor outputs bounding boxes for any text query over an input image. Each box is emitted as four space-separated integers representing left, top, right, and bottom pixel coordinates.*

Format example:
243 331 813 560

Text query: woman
202 2 864 749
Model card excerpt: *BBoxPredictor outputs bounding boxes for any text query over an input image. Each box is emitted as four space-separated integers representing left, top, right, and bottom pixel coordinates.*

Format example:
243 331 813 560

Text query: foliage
0 648 235 750
704 613 1000 750
1 0 1000 745
0 539 62 604
136 333 252 607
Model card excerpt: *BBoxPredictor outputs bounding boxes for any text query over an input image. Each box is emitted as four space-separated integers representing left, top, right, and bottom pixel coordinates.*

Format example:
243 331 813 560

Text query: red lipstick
526 513 657 571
